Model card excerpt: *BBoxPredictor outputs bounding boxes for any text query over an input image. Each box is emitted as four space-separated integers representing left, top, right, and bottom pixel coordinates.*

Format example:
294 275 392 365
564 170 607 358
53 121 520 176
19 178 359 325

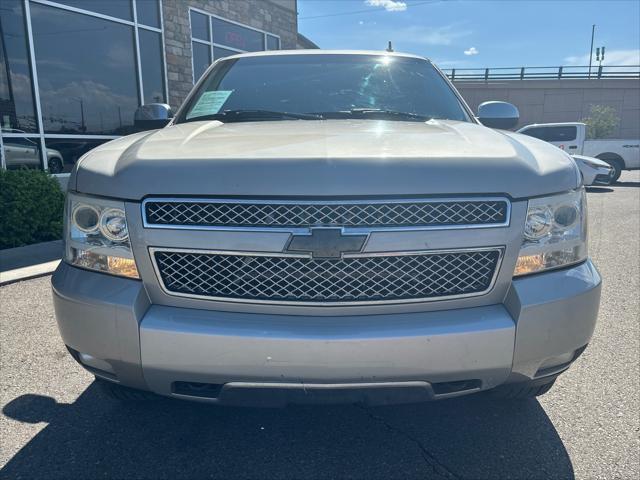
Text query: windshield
176 54 471 124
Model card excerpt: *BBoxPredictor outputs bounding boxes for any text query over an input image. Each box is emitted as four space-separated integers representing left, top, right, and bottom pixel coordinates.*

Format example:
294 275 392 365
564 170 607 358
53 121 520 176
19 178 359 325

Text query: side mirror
134 103 173 131
477 101 519 130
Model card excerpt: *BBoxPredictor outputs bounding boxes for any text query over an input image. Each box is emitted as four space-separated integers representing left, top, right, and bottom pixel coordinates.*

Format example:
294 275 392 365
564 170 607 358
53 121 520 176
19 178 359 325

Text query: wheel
596 154 623 183
607 161 622 183
488 377 557 400
48 157 63 174
96 377 157 401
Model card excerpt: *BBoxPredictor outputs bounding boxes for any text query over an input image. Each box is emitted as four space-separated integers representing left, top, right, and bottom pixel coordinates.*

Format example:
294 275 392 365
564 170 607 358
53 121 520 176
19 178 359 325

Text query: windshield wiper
318 109 431 122
182 109 324 123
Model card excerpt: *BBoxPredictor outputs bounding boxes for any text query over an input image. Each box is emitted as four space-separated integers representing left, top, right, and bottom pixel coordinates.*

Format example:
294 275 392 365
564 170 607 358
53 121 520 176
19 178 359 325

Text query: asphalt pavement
1 172 638 480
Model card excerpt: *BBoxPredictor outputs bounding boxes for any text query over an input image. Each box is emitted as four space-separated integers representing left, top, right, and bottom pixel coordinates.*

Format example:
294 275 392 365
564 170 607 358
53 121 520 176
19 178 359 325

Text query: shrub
582 105 620 139
0 169 65 249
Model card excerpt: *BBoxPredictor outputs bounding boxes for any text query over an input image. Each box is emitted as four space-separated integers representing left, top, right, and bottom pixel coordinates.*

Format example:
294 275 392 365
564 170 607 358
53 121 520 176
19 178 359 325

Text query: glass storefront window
44 138 109 174
53 0 133 21
2 137 44 171
30 3 139 135
213 46 238 60
189 10 280 85
136 0 160 28
212 18 265 52
190 11 210 41
266 35 280 51
192 42 211 82
0 0 38 133
139 29 166 103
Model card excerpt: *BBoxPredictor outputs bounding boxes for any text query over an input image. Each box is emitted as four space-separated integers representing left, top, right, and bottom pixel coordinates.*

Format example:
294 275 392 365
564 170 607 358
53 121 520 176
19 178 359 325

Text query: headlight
578 157 607 169
64 193 139 279
514 189 587 276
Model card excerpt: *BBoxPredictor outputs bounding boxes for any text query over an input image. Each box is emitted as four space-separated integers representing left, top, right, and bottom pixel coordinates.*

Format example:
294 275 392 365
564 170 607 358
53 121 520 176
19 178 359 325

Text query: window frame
521 126 578 142
520 127 548 141
188 7 281 84
544 126 578 142
1 0 168 174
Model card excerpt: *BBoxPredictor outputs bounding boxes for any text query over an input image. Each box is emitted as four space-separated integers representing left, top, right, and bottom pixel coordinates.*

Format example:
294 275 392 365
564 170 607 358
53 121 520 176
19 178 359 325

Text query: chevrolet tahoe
52 51 601 406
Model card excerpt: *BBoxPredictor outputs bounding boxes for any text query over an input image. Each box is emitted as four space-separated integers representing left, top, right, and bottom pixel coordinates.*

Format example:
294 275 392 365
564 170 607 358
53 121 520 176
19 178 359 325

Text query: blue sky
297 0 640 70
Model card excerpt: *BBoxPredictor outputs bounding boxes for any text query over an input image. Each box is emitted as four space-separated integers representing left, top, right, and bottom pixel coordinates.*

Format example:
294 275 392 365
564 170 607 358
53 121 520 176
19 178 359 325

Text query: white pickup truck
517 122 640 182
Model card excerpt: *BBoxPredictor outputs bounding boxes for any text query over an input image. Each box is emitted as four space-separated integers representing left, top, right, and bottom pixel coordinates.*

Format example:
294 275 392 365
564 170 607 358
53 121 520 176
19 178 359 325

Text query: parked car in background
572 155 614 186
52 51 601 406
517 122 639 182
4 139 65 174
2 131 65 173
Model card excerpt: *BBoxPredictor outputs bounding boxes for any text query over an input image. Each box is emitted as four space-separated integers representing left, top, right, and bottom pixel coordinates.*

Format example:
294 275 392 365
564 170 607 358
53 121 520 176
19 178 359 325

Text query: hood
73 119 579 200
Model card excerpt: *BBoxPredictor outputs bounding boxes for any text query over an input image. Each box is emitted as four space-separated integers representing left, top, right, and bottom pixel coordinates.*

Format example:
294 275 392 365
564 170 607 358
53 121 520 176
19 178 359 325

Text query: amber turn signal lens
71 248 139 279
514 254 546 276
107 256 139 278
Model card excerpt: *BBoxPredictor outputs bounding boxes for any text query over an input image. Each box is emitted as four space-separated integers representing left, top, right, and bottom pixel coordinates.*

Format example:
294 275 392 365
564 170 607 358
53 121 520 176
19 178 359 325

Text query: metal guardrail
442 65 640 81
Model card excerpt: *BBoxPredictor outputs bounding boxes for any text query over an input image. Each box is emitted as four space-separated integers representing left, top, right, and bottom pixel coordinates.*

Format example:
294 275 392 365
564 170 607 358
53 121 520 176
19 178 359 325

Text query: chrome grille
144 199 509 229
152 249 502 304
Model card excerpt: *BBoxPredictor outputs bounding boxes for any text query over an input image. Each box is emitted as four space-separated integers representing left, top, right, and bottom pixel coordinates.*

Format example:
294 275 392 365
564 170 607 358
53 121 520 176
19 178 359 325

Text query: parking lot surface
1 172 638 480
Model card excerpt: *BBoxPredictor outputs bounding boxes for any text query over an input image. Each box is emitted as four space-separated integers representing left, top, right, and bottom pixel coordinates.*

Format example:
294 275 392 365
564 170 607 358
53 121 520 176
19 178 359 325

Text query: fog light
538 352 574 371
78 353 115 375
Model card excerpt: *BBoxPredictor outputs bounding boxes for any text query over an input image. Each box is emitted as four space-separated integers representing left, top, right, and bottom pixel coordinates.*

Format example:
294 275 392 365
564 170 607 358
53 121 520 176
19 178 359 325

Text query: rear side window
520 127 546 140
522 126 577 142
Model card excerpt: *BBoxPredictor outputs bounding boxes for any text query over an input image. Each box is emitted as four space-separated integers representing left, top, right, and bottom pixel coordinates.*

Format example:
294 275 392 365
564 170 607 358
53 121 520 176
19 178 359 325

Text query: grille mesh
154 249 501 303
144 200 508 228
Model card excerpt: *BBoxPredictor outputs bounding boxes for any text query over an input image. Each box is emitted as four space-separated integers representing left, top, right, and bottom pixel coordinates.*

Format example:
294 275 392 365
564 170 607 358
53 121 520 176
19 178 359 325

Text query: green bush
0 169 65 249
582 104 620 139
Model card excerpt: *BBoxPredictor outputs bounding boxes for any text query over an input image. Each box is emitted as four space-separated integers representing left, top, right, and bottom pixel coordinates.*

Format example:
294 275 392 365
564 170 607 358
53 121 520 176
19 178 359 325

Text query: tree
581 105 620 139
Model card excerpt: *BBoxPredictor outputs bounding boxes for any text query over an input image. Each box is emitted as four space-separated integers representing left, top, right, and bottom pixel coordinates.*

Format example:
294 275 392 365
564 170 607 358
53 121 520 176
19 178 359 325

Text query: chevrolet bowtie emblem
285 228 368 259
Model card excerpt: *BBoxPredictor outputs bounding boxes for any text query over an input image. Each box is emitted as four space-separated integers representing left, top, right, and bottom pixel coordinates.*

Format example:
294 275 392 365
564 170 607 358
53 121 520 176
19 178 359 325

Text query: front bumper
585 165 614 186
52 260 601 405
593 167 615 185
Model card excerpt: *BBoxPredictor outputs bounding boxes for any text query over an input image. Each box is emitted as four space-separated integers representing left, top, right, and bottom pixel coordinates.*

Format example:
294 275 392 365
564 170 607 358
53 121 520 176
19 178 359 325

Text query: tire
488 377 557 400
596 155 623 183
96 378 157 401
48 157 63 174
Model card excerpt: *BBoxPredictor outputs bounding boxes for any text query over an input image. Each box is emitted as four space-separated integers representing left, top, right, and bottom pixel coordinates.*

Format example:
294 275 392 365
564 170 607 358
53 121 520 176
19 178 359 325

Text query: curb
0 240 63 272
0 240 63 286
0 260 61 286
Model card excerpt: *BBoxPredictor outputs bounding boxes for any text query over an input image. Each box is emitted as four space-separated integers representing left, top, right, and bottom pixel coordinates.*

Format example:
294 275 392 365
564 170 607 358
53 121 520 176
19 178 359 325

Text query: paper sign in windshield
186 90 233 119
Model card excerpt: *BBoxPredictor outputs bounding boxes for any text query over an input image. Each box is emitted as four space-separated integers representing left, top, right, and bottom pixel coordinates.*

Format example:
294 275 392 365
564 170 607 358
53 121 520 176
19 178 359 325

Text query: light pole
71 97 86 133
588 24 596 78
596 46 606 77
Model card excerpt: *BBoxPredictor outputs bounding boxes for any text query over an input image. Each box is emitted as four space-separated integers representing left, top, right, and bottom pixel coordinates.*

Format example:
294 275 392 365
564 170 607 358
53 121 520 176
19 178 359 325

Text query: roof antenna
386 41 394 52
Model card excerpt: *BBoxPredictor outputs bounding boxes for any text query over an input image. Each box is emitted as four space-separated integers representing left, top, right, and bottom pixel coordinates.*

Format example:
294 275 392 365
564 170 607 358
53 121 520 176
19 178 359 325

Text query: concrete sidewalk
0 240 62 285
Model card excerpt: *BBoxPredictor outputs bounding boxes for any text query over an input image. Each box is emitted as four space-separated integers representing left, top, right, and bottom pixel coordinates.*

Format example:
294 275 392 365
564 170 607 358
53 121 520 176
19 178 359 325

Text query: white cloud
365 0 408 12
391 24 471 46
434 59 472 67
564 49 640 66
464 46 479 56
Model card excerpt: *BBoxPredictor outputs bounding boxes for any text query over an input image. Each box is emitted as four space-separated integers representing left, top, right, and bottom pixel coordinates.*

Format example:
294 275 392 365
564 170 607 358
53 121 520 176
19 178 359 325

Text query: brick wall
162 0 298 109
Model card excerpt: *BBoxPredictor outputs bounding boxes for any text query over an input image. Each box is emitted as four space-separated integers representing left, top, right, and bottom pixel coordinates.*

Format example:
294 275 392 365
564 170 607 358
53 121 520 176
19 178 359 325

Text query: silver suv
52 51 601 405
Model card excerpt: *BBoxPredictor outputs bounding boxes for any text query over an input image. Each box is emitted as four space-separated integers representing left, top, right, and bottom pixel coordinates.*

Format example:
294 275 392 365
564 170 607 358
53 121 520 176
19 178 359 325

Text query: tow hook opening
172 382 223 399
431 379 482 396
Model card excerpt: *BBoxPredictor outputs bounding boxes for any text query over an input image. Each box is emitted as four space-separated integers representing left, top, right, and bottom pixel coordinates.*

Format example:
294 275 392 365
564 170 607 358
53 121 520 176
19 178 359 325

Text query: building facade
0 0 298 174
455 78 640 138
